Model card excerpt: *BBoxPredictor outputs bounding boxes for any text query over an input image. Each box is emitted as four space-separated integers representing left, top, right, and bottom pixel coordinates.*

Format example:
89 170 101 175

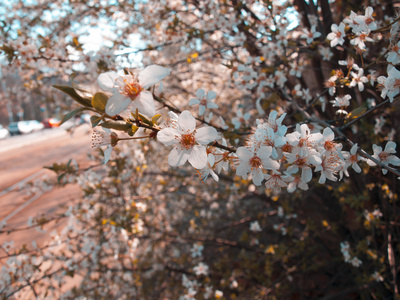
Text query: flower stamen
180 133 196 150
122 77 143 100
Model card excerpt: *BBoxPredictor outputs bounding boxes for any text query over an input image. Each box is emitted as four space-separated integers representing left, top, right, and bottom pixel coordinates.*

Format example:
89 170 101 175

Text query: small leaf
128 125 139 136
44 163 59 172
90 115 102 127
59 107 90 126
138 113 152 126
347 106 367 119
57 173 66 184
75 88 93 100
52 85 92 107
151 114 162 124
101 121 132 132
92 92 108 112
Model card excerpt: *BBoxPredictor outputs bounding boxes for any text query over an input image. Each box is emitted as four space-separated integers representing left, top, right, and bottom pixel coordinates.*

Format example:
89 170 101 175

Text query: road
0 125 93 252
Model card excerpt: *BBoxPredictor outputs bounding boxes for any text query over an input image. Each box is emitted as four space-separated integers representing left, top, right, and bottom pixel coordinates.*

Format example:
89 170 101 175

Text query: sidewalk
0 122 90 154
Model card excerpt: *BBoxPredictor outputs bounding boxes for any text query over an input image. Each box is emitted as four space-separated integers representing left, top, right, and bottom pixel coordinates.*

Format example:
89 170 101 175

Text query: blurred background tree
0 0 399 299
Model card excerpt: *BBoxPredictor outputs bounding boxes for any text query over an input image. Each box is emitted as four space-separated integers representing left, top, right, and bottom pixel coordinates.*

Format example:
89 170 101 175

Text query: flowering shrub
1 0 400 298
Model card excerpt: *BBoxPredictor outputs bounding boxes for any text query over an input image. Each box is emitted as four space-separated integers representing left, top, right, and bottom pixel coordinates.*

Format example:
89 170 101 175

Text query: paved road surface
0 125 93 251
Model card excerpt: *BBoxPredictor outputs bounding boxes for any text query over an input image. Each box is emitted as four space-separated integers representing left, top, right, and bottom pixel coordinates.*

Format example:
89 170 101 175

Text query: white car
0 124 9 139
8 120 44 135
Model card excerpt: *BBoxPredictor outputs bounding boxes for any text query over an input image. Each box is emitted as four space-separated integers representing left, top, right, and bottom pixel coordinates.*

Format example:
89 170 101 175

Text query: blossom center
180 133 196 150
249 156 262 169
324 141 336 151
294 155 307 167
378 151 389 162
122 78 142 100
281 143 293 153
365 17 374 25
350 154 358 163
359 33 367 41
325 80 335 88
299 138 307 148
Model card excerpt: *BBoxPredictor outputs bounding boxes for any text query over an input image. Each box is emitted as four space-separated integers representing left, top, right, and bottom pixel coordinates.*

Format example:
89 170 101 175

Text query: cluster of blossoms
232 111 368 194
326 7 400 106
178 243 220 300
91 61 400 193
340 241 362 268
5 0 400 297
327 7 377 49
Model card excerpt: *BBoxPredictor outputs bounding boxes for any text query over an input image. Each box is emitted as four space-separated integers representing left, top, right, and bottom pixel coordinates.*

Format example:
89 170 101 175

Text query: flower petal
237 146 253 161
178 110 196 133
103 146 113 164
139 65 170 89
188 145 207 169
195 126 218 144
322 127 334 141
168 146 190 167
301 167 313 183
196 89 205 99
105 94 131 116
236 162 251 177
98 71 118 91
189 98 200 106
131 91 156 116
198 105 206 116
388 155 400 166
372 144 382 156
385 141 397 153
206 90 217 100
252 169 264 186
207 102 219 109
352 162 361 173
158 128 179 145
207 153 215 166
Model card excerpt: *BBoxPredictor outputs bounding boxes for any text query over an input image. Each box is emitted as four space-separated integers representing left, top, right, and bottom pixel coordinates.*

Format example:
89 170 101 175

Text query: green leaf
92 92 108 112
44 163 59 172
52 85 92 107
151 114 162 124
57 173 66 184
59 107 90 126
90 115 102 128
66 159 72 168
101 121 132 132
75 87 93 100
347 106 367 119
128 125 139 136
138 113 152 126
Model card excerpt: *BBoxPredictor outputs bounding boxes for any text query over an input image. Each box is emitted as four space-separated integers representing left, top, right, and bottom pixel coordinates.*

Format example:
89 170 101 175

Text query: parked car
42 118 60 128
0 124 9 139
8 120 44 135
